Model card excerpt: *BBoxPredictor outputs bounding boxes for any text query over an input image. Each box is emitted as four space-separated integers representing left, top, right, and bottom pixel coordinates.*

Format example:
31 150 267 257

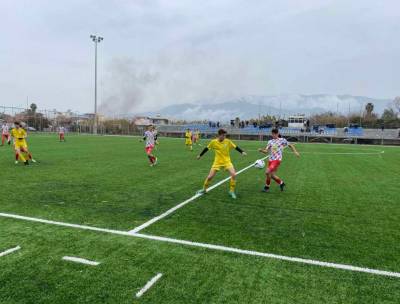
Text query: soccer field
0 134 399 303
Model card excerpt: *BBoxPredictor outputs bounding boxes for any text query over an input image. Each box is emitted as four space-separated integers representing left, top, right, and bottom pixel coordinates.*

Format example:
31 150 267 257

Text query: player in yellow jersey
11 122 36 165
185 129 193 151
196 129 247 199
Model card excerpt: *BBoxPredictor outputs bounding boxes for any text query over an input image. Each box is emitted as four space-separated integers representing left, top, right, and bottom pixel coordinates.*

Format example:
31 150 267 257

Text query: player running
185 129 193 151
196 129 247 199
1 122 11 146
11 122 36 165
258 128 299 192
59 126 66 142
142 125 158 166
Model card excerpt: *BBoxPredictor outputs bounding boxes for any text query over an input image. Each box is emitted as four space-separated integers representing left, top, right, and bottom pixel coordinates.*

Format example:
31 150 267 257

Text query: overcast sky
0 0 399 114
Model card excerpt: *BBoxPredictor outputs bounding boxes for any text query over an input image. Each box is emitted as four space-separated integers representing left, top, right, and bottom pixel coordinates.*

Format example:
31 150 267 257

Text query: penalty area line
128 156 270 234
0 245 21 257
1 212 400 279
133 233 400 279
62 256 100 266
136 273 163 298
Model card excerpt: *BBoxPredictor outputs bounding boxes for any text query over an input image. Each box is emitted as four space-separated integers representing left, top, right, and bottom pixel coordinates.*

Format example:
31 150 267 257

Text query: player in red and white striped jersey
1 123 11 146
258 128 300 192
59 126 66 142
142 125 158 166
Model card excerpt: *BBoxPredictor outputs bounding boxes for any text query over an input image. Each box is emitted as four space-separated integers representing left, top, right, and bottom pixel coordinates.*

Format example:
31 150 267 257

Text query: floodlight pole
90 35 103 134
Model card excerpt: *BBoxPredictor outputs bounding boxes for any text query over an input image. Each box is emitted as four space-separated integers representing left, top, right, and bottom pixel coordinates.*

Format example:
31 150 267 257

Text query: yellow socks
203 178 210 190
229 178 236 192
18 153 26 162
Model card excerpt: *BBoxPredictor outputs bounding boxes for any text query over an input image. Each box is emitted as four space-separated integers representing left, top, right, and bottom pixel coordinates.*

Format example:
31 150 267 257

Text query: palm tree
30 103 37 114
365 103 374 116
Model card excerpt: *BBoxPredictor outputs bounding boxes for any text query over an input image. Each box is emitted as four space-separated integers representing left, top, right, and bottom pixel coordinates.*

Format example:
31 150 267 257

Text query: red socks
272 176 282 185
266 176 283 186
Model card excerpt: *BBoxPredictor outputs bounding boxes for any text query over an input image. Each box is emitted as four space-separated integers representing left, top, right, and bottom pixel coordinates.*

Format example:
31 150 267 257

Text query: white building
288 115 306 128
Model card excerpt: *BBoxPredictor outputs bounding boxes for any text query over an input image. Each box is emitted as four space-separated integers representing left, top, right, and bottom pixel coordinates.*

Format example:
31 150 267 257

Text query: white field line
1 212 400 279
245 149 385 155
0 245 21 257
300 142 400 149
287 150 385 155
133 233 400 279
62 256 100 266
102 135 400 149
128 156 270 234
136 273 163 298
31 133 400 148
0 212 132 236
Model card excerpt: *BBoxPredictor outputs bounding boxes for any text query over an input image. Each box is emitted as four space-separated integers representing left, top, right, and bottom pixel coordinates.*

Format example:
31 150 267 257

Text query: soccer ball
254 159 265 169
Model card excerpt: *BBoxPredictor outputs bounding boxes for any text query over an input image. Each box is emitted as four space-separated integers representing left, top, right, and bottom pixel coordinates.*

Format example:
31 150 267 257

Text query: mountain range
139 94 393 122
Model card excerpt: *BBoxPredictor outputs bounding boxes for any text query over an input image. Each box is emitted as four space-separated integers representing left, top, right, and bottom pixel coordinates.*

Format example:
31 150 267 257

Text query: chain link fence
0 105 144 135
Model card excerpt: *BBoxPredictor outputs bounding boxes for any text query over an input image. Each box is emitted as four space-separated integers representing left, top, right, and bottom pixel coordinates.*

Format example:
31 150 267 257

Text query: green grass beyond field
0 134 399 303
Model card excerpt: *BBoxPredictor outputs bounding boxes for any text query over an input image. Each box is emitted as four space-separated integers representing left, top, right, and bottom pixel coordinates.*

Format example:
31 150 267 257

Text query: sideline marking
1 212 400 279
129 156 269 234
286 150 385 155
0 245 21 257
245 149 385 155
136 273 163 298
62 256 100 266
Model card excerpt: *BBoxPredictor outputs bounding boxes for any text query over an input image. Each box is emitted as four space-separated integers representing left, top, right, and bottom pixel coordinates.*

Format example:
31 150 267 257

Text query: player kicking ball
11 122 37 165
142 125 158 167
258 128 299 192
196 129 247 199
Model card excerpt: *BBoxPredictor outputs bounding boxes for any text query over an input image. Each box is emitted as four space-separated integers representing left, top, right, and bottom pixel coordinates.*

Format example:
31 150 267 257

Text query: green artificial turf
0 134 399 303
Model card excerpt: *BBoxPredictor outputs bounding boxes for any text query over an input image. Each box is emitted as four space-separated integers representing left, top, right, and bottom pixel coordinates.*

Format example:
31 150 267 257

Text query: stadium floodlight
90 34 104 134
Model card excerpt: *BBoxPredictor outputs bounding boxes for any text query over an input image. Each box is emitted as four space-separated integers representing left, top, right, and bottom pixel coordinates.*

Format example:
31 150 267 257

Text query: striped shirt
144 130 155 147
266 138 289 161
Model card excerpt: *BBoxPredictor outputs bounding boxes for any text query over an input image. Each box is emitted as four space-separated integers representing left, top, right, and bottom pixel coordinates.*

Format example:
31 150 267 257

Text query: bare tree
393 96 400 113
382 108 397 121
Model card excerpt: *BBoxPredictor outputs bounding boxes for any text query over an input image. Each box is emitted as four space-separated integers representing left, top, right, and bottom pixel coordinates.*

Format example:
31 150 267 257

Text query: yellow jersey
207 138 237 165
11 128 28 148
195 131 200 139
11 128 27 141
185 131 192 144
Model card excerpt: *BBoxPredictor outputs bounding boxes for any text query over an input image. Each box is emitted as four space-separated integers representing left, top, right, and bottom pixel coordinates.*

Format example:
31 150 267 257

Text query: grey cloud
0 0 399 113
